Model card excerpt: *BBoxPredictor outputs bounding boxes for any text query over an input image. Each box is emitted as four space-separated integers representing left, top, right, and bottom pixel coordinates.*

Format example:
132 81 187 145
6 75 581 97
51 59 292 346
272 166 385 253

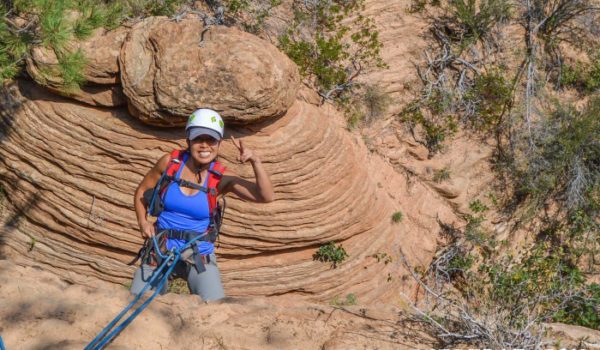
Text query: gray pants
130 252 225 301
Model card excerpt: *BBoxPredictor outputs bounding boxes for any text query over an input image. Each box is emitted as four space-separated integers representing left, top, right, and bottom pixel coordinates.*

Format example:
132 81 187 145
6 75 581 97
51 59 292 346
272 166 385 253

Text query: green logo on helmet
219 120 224 128
211 116 217 123
188 114 196 122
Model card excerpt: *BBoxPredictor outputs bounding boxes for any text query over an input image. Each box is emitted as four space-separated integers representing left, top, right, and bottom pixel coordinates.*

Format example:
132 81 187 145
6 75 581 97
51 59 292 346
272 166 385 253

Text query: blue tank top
156 152 211 233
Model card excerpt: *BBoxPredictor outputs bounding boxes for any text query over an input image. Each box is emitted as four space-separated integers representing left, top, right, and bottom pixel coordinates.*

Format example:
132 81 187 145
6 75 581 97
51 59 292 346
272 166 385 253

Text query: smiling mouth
199 151 211 158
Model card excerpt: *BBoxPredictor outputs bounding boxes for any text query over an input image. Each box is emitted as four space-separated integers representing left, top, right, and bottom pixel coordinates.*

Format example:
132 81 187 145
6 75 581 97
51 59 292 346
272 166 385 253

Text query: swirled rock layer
0 12 465 303
119 17 300 126
0 80 458 303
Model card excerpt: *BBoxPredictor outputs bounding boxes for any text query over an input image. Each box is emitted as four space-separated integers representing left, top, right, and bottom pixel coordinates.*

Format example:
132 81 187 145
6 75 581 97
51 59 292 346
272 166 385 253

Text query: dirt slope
0 259 435 350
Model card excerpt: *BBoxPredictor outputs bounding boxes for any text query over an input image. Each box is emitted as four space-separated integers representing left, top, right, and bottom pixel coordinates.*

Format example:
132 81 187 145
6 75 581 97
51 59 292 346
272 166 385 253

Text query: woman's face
187 135 221 165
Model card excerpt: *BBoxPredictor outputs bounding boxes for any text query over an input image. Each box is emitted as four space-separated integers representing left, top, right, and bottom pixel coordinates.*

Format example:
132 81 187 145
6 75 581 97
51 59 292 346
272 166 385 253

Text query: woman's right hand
139 221 156 239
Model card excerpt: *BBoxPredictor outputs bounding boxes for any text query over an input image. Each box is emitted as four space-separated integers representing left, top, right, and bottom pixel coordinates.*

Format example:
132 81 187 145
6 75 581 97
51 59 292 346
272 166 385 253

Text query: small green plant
448 252 474 271
391 211 403 223
330 293 357 306
559 62 585 88
432 167 451 183
559 52 600 92
553 283 600 329
345 108 363 130
513 98 599 217
463 70 513 132
362 84 391 124
313 242 348 268
464 213 487 246
28 236 36 252
372 252 393 265
167 277 190 294
400 106 458 154
449 0 512 47
486 192 498 206
469 199 489 213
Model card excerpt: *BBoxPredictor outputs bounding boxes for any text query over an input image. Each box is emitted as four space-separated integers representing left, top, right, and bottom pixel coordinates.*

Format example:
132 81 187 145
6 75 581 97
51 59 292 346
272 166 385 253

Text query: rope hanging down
85 232 205 350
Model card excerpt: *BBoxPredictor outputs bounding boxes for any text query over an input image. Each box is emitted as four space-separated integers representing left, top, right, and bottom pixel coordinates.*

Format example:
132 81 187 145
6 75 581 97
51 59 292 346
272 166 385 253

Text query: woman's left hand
222 135 274 203
231 135 256 163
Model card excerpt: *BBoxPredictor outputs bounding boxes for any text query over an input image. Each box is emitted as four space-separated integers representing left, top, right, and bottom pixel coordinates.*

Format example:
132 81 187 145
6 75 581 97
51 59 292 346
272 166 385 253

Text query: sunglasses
190 135 219 145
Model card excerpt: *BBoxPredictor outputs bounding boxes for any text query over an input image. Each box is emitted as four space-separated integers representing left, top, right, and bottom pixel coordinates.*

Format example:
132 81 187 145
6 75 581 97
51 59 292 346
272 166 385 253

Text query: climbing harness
86 231 206 350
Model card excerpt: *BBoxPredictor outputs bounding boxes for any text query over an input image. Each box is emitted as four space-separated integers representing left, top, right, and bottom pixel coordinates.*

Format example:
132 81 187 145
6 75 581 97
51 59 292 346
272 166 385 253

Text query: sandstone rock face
25 27 128 107
119 17 300 126
358 0 429 114
0 79 455 303
1 15 463 304
78 27 130 85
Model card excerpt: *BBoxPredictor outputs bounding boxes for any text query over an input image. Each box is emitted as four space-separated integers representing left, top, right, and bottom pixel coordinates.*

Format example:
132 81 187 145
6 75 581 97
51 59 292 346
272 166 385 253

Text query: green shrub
553 283 600 329
560 62 585 88
585 54 600 91
278 0 386 103
432 167 451 182
447 252 474 271
559 52 600 92
208 0 282 33
391 211 403 223
415 215 600 345
279 32 349 93
449 0 511 46
464 213 488 246
330 293 357 306
313 242 348 268
362 84 391 123
469 199 489 213
400 106 458 154
464 70 513 131
167 277 190 294
472 245 599 330
514 97 600 215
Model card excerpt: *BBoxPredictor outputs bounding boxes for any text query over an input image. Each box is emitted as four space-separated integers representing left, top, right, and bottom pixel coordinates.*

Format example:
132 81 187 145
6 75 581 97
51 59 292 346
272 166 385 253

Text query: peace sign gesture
231 135 256 163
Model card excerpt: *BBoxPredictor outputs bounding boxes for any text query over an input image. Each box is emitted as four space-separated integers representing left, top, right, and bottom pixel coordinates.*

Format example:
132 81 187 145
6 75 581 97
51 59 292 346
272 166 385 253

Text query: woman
130 108 274 301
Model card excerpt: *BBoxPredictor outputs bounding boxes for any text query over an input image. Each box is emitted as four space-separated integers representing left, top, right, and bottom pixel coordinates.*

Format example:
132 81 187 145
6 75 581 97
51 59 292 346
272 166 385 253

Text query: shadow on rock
0 83 26 143
0 191 41 258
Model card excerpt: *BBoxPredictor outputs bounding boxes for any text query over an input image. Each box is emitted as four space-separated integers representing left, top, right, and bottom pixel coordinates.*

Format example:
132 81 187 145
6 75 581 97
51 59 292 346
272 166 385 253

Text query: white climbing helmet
185 108 225 141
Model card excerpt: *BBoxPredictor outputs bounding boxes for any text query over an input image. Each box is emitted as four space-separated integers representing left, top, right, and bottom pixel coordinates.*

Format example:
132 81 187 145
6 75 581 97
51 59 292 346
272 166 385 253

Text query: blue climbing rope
85 232 205 350
0 335 6 350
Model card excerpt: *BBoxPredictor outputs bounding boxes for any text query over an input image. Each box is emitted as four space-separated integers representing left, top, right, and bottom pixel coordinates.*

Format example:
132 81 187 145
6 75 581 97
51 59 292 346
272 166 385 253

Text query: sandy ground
0 259 437 350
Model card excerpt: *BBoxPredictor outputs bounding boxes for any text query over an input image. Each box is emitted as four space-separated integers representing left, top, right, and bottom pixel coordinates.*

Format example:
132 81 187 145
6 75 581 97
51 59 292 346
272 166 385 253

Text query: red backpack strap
166 149 185 176
206 161 226 216
159 149 186 197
